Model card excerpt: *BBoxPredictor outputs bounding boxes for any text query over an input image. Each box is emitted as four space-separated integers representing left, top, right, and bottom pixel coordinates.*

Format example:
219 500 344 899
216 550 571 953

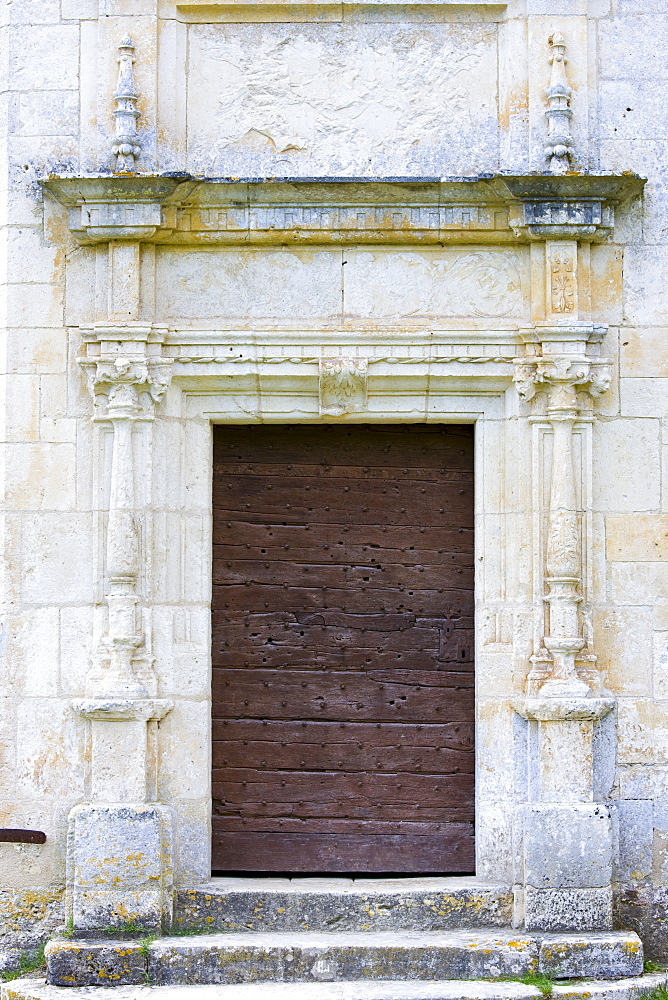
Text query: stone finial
111 36 141 173
545 32 574 174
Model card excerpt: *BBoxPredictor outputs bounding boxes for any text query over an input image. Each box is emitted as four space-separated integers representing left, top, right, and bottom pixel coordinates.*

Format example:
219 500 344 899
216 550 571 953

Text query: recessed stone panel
185 22 499 177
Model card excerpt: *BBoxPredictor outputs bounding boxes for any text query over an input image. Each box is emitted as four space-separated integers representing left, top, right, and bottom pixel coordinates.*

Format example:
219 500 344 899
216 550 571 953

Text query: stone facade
1 0 667 970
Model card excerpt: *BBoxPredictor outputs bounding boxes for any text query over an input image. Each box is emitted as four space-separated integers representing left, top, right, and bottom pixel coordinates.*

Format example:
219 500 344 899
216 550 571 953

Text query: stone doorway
211 423 475 873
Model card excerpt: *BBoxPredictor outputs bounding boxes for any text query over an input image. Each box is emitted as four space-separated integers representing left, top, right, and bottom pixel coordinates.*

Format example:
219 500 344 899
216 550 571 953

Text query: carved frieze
42 175 643 246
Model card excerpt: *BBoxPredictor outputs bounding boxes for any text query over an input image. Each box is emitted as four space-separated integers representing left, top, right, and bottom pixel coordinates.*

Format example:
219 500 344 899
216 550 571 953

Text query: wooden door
212 424 475 873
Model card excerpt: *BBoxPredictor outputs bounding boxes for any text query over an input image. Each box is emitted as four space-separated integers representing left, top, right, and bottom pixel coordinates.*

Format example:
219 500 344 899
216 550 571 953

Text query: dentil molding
43 174 644 246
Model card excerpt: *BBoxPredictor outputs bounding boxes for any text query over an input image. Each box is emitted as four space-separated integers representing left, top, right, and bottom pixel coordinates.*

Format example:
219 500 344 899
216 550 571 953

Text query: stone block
652 829 668 885
173 878 515 935
609 563 668 606
624 247 668 325
9 606 60 696
593 419 660 513
538 932 643 978
6 283 63 329
0 888 64 957
525 888 613 933
536 721 594 803
21 513 93 601
10 25 80 90
617 699 668 765
0 374 40 441
8 0 61 25
654 632 668 700
599 13 668 80
58 606 94 697
621 328 668 378
16 92 79 139
621 378 668 418
16 699 83 799
4 328 67 376
148 930 539 985
158 701 210 800
61 0 99 17
522 804 612 889
5 441 77 512
606 515 668 562
612 799 654 886
68 804 173 932
590 245 624 326
45 939 147 987
593 606 653 696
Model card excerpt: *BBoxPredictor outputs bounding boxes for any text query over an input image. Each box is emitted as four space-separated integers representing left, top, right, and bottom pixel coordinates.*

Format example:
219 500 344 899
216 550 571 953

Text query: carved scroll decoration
545 33 574 174
514 355 611 698
112 36 141 172
80 356 172 699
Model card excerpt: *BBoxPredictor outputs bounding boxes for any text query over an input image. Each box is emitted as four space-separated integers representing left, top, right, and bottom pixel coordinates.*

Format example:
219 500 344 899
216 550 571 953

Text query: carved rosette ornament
514 354 611 701
80 356 172 700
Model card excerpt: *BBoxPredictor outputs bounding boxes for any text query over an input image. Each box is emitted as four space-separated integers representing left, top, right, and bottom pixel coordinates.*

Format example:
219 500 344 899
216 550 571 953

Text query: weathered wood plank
212 668 474 722
211 829 475 873
212 719 474 752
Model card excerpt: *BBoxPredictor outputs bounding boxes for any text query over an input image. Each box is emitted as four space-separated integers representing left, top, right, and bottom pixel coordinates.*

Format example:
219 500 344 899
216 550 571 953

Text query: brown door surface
212 424 475 873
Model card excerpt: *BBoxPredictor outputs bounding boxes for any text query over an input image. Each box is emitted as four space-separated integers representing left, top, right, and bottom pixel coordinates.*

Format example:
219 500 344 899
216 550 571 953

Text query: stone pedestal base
521 803 613 931
67 803 174 933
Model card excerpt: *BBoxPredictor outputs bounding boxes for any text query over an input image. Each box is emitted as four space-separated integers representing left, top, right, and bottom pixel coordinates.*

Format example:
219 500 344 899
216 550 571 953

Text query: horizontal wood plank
211 829 475 873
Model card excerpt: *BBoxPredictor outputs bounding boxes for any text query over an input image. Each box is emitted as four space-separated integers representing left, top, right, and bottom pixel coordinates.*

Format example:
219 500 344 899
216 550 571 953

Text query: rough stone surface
44 940 147 988
3 975 668 1000
173 878 514 933
44 929 644 987
538 933 643 979
147 931 540 985
4 974 668 1000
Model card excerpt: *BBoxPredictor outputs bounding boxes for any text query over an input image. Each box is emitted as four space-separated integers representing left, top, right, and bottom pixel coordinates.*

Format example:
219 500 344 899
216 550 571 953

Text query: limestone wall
1 0 668 962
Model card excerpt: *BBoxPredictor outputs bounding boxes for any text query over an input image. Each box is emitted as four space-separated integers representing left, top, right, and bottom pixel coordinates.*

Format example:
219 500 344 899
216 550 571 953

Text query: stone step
174 877 514 933
5 972 666 1000
44 929 643 988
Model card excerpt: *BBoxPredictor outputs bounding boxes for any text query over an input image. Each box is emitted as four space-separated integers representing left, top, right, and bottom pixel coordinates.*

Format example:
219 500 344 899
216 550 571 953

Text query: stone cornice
42 173 645 246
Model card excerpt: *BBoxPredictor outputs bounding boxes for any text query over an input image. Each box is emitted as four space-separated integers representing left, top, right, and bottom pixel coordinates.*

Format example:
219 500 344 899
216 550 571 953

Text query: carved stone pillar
513 343 615 932
66 326 174 934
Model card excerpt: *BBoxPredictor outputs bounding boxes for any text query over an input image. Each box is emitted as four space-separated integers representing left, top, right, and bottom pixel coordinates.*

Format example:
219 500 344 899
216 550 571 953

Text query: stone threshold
174 877 515 932
5 972 667 1000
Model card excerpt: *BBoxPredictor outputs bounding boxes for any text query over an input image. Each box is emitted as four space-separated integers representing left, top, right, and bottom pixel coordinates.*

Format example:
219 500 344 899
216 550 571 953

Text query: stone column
513 348 615 932
67 336 174 934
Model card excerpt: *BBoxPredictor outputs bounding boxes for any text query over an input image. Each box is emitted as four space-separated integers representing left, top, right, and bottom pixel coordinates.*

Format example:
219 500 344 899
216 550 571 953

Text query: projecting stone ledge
43 929 643 988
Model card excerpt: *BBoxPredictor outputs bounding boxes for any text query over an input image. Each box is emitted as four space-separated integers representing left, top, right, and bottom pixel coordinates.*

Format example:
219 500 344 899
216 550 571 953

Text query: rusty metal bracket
0 829 46 844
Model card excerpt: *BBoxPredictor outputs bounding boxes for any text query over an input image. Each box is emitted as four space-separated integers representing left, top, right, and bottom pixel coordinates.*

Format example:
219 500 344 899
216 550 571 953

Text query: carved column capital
514 356 611 407
81 356 173 420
